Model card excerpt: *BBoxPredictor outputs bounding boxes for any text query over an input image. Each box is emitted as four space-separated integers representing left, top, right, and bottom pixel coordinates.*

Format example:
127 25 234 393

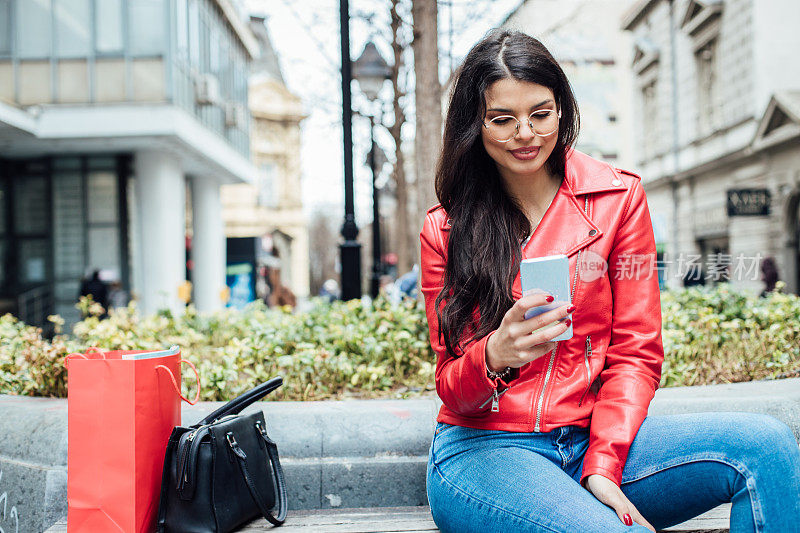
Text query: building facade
0 0 260 326
502 0 637 168
623 0 800 294
221 16 310 302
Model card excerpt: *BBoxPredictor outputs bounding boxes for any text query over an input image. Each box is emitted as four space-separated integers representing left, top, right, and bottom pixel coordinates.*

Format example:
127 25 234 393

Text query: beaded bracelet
486 365 513 381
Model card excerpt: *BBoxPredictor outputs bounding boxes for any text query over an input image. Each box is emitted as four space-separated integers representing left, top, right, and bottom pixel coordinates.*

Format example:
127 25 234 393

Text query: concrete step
44 504 731 532
4 377 798 532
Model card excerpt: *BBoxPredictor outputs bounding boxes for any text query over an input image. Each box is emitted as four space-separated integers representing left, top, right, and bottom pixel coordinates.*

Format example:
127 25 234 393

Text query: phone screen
520 254 573 341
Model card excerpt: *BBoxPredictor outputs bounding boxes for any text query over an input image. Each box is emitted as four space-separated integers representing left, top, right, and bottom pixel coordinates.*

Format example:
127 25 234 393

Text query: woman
420 30 800 533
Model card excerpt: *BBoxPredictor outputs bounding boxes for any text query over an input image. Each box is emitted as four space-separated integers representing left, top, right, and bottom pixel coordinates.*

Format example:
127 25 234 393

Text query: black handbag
156 376 288 532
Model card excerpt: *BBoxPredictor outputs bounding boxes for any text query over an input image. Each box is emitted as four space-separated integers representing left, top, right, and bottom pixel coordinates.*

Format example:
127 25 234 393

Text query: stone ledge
1 377 797 532
44 503 733 532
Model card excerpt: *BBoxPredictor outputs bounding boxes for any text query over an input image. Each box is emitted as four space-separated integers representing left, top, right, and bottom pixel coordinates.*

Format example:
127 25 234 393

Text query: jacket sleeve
579 178 664 488
420 211 513 416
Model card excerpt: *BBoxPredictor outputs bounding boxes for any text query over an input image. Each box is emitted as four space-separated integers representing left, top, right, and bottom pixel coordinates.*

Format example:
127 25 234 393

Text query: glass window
53 171 85 279
176 0 188 59
95 0 123 54
188 0 199 67
130 0 165 56
56 0 90 57
0 240 5 286
87 171 118 224
257 162 279 208
17 0 52 59
53 157 82 170
0 0 11 55
88 226 120 271
19 239 49 283
14 176 48 234
209 27 219 74
0 180 6 234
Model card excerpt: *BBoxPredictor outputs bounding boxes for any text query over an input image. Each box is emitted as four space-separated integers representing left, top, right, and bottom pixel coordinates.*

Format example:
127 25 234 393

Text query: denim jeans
426 412 800 533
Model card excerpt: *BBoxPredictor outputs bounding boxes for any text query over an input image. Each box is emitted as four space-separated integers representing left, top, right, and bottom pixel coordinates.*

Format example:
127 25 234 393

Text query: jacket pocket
578 335 592 407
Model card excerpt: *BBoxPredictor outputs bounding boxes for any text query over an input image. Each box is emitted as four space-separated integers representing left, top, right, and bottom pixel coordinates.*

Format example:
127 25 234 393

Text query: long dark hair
434 29 580 359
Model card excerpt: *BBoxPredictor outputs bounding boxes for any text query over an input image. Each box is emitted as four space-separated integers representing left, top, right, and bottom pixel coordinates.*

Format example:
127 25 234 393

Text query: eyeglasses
483 109 562 143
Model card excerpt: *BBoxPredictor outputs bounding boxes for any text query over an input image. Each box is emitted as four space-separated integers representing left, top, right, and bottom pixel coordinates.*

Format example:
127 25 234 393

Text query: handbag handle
197 376 283 426
226 429 288 525
155 360 201 405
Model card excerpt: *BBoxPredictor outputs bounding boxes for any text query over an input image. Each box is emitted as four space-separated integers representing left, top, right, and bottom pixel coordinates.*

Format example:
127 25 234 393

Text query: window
696 39 718 134
258 162 279 208
17 0 52 59
188 0 200 67
176 0 188 59
0 0 11 55
209 27 220 74
642 81 657 157
130 0 166 56
14 176 48 234
95 0 123 54
56 0 91 57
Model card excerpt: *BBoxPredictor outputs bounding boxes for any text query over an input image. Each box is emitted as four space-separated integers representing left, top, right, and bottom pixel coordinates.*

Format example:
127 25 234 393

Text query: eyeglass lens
485 110 559 142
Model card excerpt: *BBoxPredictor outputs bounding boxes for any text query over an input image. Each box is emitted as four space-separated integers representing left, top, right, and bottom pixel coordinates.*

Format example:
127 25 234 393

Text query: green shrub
1 283 798 400
1 296 435 401
660 281 800 386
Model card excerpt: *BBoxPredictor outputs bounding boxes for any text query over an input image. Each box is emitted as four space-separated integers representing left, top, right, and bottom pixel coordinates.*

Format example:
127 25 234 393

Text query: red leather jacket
420 149 664 489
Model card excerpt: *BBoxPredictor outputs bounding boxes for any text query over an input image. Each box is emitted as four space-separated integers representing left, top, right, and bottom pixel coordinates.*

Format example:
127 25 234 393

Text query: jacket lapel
522 179 602 260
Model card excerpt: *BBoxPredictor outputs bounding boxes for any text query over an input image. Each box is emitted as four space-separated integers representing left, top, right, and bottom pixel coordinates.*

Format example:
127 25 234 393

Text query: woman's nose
517 119 536 140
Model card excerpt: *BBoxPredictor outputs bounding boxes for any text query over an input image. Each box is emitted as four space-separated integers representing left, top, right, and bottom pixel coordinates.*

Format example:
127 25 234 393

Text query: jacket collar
437 149 629 235
564 149 629 196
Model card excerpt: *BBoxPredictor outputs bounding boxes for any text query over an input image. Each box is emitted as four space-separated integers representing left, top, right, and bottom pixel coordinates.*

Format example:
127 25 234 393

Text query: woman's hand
584 474 655 531
485 293 573 372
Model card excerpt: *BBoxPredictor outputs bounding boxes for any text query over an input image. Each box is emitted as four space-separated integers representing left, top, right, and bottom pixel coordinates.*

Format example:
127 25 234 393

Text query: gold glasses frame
483 109 562 143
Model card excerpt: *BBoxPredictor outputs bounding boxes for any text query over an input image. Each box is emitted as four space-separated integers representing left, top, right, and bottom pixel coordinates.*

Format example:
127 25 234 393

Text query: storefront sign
727 188 771 216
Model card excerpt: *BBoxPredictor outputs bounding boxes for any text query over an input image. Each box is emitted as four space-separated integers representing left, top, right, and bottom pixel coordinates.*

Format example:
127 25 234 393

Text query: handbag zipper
533 196 588 432
579 335 592 407
177 414 240 490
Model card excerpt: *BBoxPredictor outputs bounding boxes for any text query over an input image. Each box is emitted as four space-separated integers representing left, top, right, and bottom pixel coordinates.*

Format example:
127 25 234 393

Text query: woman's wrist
485 335 510 375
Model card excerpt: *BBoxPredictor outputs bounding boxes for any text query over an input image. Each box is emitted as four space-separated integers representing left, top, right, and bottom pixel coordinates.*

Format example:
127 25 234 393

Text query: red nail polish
546 295 554 302
567 305 576 313
564 319 572 327
623 514 632 526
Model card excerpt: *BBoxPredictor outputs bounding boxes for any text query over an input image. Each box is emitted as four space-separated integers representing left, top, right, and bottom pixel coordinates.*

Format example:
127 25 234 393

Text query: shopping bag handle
65 347 105 367
156 360 201 405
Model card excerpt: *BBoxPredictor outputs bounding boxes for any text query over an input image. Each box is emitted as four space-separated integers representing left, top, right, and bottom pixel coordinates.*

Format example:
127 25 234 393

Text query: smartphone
520 254 573 341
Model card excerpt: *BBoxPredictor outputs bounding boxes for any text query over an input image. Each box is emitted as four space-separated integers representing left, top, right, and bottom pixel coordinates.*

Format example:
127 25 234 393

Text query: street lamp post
339 0 360 301
352 41 392 299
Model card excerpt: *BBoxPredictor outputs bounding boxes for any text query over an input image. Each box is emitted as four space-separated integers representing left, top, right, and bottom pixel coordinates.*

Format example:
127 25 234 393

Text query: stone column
134 150 186 315
191 175 225 312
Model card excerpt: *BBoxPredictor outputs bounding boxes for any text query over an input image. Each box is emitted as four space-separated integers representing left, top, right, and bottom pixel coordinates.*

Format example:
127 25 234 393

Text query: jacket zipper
533 195 589 432
479 387 508 411
578 335 592 407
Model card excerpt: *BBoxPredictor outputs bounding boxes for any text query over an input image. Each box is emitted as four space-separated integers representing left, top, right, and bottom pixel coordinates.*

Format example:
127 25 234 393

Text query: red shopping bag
66 347 200 533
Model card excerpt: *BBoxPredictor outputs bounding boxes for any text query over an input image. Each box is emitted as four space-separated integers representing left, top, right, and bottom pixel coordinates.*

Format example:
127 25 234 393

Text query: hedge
1 282 798 401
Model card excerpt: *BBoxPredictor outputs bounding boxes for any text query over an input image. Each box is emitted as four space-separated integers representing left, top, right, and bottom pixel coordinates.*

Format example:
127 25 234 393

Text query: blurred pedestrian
79 269 109 317
759 256 780 297
682 263 705 287
319 279 340 302
395 264 419 300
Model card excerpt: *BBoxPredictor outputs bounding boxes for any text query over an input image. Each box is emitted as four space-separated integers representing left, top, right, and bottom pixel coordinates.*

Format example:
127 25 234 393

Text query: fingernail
545 295 554 302
623 514 632 526
564 319 572 327
567 305 576 313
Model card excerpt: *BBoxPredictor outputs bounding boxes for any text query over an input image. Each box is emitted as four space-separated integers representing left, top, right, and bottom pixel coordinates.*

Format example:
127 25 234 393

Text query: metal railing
16 285 53 328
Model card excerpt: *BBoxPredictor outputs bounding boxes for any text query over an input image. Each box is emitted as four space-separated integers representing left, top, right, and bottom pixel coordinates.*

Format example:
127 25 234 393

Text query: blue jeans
426 412 800 532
